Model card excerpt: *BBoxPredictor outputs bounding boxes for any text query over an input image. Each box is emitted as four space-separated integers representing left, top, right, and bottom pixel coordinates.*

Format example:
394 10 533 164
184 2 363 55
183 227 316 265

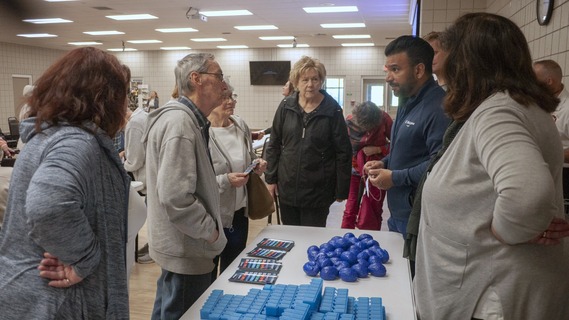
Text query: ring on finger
542 231 548 238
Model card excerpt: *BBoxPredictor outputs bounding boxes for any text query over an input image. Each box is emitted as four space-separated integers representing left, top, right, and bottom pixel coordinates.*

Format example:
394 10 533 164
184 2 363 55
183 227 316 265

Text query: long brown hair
28 47 129 137
443 13 558 121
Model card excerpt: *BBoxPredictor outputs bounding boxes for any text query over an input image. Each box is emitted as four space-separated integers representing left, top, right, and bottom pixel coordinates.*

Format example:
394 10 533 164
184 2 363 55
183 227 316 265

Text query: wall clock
537 0 554 26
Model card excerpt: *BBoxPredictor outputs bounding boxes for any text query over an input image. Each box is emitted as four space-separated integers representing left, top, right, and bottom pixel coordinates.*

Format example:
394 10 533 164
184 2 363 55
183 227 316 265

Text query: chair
8 117 19 141
260 137 281 225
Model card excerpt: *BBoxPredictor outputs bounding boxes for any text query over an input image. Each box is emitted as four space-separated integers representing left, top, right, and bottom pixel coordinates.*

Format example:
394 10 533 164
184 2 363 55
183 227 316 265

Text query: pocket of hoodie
422 223 468 289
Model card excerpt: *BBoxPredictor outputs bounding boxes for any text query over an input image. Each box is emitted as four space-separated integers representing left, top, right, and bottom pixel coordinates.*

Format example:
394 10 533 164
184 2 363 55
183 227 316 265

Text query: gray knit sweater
0 118 130 319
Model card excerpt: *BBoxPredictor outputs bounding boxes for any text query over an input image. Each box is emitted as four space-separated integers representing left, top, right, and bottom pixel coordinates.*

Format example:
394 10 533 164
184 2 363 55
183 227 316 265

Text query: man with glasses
143 53 228 319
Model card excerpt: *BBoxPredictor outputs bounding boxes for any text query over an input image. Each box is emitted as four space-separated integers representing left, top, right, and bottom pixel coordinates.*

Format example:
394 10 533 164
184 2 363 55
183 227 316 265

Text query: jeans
151 269 212 320
387 216 408 238
211 208 249 281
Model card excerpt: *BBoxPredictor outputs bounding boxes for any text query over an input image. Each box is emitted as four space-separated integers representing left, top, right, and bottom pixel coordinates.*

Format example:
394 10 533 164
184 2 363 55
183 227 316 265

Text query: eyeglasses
199 72 224 81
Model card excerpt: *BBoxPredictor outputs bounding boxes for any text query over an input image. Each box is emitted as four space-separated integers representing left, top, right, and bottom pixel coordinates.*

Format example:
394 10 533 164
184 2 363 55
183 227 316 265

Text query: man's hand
363 160 384 175
368 169 393 190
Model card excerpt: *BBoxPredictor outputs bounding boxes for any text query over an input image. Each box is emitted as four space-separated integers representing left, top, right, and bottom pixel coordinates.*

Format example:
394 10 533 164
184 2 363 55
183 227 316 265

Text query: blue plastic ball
381 249 390 263
320 243 334 253
368 255 383 265
307 245 319 253
357 251 370 261
318 257 333 268
343 232 355 239
339 267 358 282
368 263 387 277
358 233 373 241
351 263 369 278
303 261 320 277
340 251 358 265
320 266 339 280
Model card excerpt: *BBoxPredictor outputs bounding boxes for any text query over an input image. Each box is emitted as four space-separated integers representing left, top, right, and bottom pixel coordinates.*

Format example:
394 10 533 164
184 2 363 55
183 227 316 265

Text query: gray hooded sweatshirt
142 99 227 275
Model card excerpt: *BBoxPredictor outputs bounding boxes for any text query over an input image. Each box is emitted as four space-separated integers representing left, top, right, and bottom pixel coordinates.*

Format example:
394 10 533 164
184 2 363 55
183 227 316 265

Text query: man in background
533 59 569 213
143 53 228 319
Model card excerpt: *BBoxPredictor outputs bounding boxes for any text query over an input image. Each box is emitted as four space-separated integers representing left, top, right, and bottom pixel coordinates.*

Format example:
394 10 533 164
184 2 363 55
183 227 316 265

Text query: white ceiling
0 0 412 51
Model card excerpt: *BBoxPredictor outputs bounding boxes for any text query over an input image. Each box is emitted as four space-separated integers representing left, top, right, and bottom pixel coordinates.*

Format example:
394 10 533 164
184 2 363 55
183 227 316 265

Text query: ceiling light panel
23 18 73 24
260 36 295 40
106 14 158 21
235 25 278 31
217 45 249 49
127 40 162 44
17 33 58 38
68 41 102 45
341 43 374 47
321 23 365 28
303 6 358 13
160 47 192 50
155 28 198 33
333 34 371 39
84 31 125 35
278 44 309 48
200 10 252 17
108 48 137 52
191 38 227 42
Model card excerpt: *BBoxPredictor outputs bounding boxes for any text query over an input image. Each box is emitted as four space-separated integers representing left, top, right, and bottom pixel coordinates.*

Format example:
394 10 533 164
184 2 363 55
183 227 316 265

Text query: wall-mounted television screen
249 61 291 85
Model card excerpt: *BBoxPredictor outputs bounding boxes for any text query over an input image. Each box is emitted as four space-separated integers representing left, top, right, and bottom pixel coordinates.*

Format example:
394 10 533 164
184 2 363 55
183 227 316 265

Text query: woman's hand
38 252 83 288
529 217 569 245
267 183 277 198
228 172 249 188
253 159 268 175
362 146 381 157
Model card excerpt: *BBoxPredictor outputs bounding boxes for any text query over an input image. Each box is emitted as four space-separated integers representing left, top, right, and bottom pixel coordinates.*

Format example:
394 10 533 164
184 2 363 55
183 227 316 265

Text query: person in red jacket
342 101 392 230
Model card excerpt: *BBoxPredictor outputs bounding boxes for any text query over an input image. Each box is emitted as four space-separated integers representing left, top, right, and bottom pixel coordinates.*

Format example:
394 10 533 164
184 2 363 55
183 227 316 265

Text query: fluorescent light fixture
260 36 295 40
45 0 77 2
321 23 365 28
127 40 162 44
217 45 249 49
234 25 278 31
84 31 125 36
160 46 192 50
190 38 226 42
341 43 374 47
23 18 72 24
155 28 198 33
200 10 252 17
303 6 358 13
68 41 102 45
333 34 371 39
106 14 158 21
17 33 57 38
278 43 309 48
108 48 137 52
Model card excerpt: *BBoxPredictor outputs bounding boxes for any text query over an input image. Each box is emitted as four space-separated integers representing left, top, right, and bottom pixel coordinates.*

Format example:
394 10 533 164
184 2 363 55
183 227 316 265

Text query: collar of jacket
282 89 341 117
401 76 439 111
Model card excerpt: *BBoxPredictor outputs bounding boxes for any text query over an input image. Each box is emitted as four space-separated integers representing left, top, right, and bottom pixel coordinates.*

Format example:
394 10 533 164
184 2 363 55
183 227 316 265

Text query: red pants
341 174 385 230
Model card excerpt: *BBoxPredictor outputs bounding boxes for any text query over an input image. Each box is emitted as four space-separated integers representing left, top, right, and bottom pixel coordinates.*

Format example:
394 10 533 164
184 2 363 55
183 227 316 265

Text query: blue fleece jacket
383 77 450 222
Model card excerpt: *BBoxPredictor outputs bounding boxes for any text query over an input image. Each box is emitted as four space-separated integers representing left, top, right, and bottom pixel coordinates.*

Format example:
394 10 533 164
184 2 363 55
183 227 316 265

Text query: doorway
362 78 398 118
12 75 32 117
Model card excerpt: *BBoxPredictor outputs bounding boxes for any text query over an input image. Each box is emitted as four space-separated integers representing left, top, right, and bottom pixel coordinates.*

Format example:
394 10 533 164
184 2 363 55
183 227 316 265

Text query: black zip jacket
265 90 352 208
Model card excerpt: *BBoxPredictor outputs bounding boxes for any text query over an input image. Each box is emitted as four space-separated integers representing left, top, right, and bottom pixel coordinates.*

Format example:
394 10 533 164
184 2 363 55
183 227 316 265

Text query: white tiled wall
421 0 569 84
2 0 569 132
0 43 64 133
114 46 388 130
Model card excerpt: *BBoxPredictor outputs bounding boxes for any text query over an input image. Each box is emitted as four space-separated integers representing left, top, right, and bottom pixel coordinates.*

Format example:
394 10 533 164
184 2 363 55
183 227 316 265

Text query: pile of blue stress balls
303 232 389 282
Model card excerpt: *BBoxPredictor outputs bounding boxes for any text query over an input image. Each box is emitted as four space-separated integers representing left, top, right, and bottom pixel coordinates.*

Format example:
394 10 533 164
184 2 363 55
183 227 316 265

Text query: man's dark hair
384 35 434 75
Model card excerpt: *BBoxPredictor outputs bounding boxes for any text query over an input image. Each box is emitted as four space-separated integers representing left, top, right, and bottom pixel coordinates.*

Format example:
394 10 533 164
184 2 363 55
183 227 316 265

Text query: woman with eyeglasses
207 77 267 280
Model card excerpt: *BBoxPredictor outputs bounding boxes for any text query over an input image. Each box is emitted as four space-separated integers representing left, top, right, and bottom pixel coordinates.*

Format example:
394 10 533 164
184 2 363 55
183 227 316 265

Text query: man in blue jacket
365 35 450 237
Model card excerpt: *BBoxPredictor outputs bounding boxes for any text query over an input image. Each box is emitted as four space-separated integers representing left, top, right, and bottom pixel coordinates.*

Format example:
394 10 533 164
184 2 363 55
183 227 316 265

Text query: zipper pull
302 127 305 138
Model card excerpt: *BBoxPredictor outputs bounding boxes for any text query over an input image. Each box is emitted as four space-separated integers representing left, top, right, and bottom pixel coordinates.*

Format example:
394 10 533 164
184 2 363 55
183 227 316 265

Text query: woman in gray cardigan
0 47 131 319
414 13 569 320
